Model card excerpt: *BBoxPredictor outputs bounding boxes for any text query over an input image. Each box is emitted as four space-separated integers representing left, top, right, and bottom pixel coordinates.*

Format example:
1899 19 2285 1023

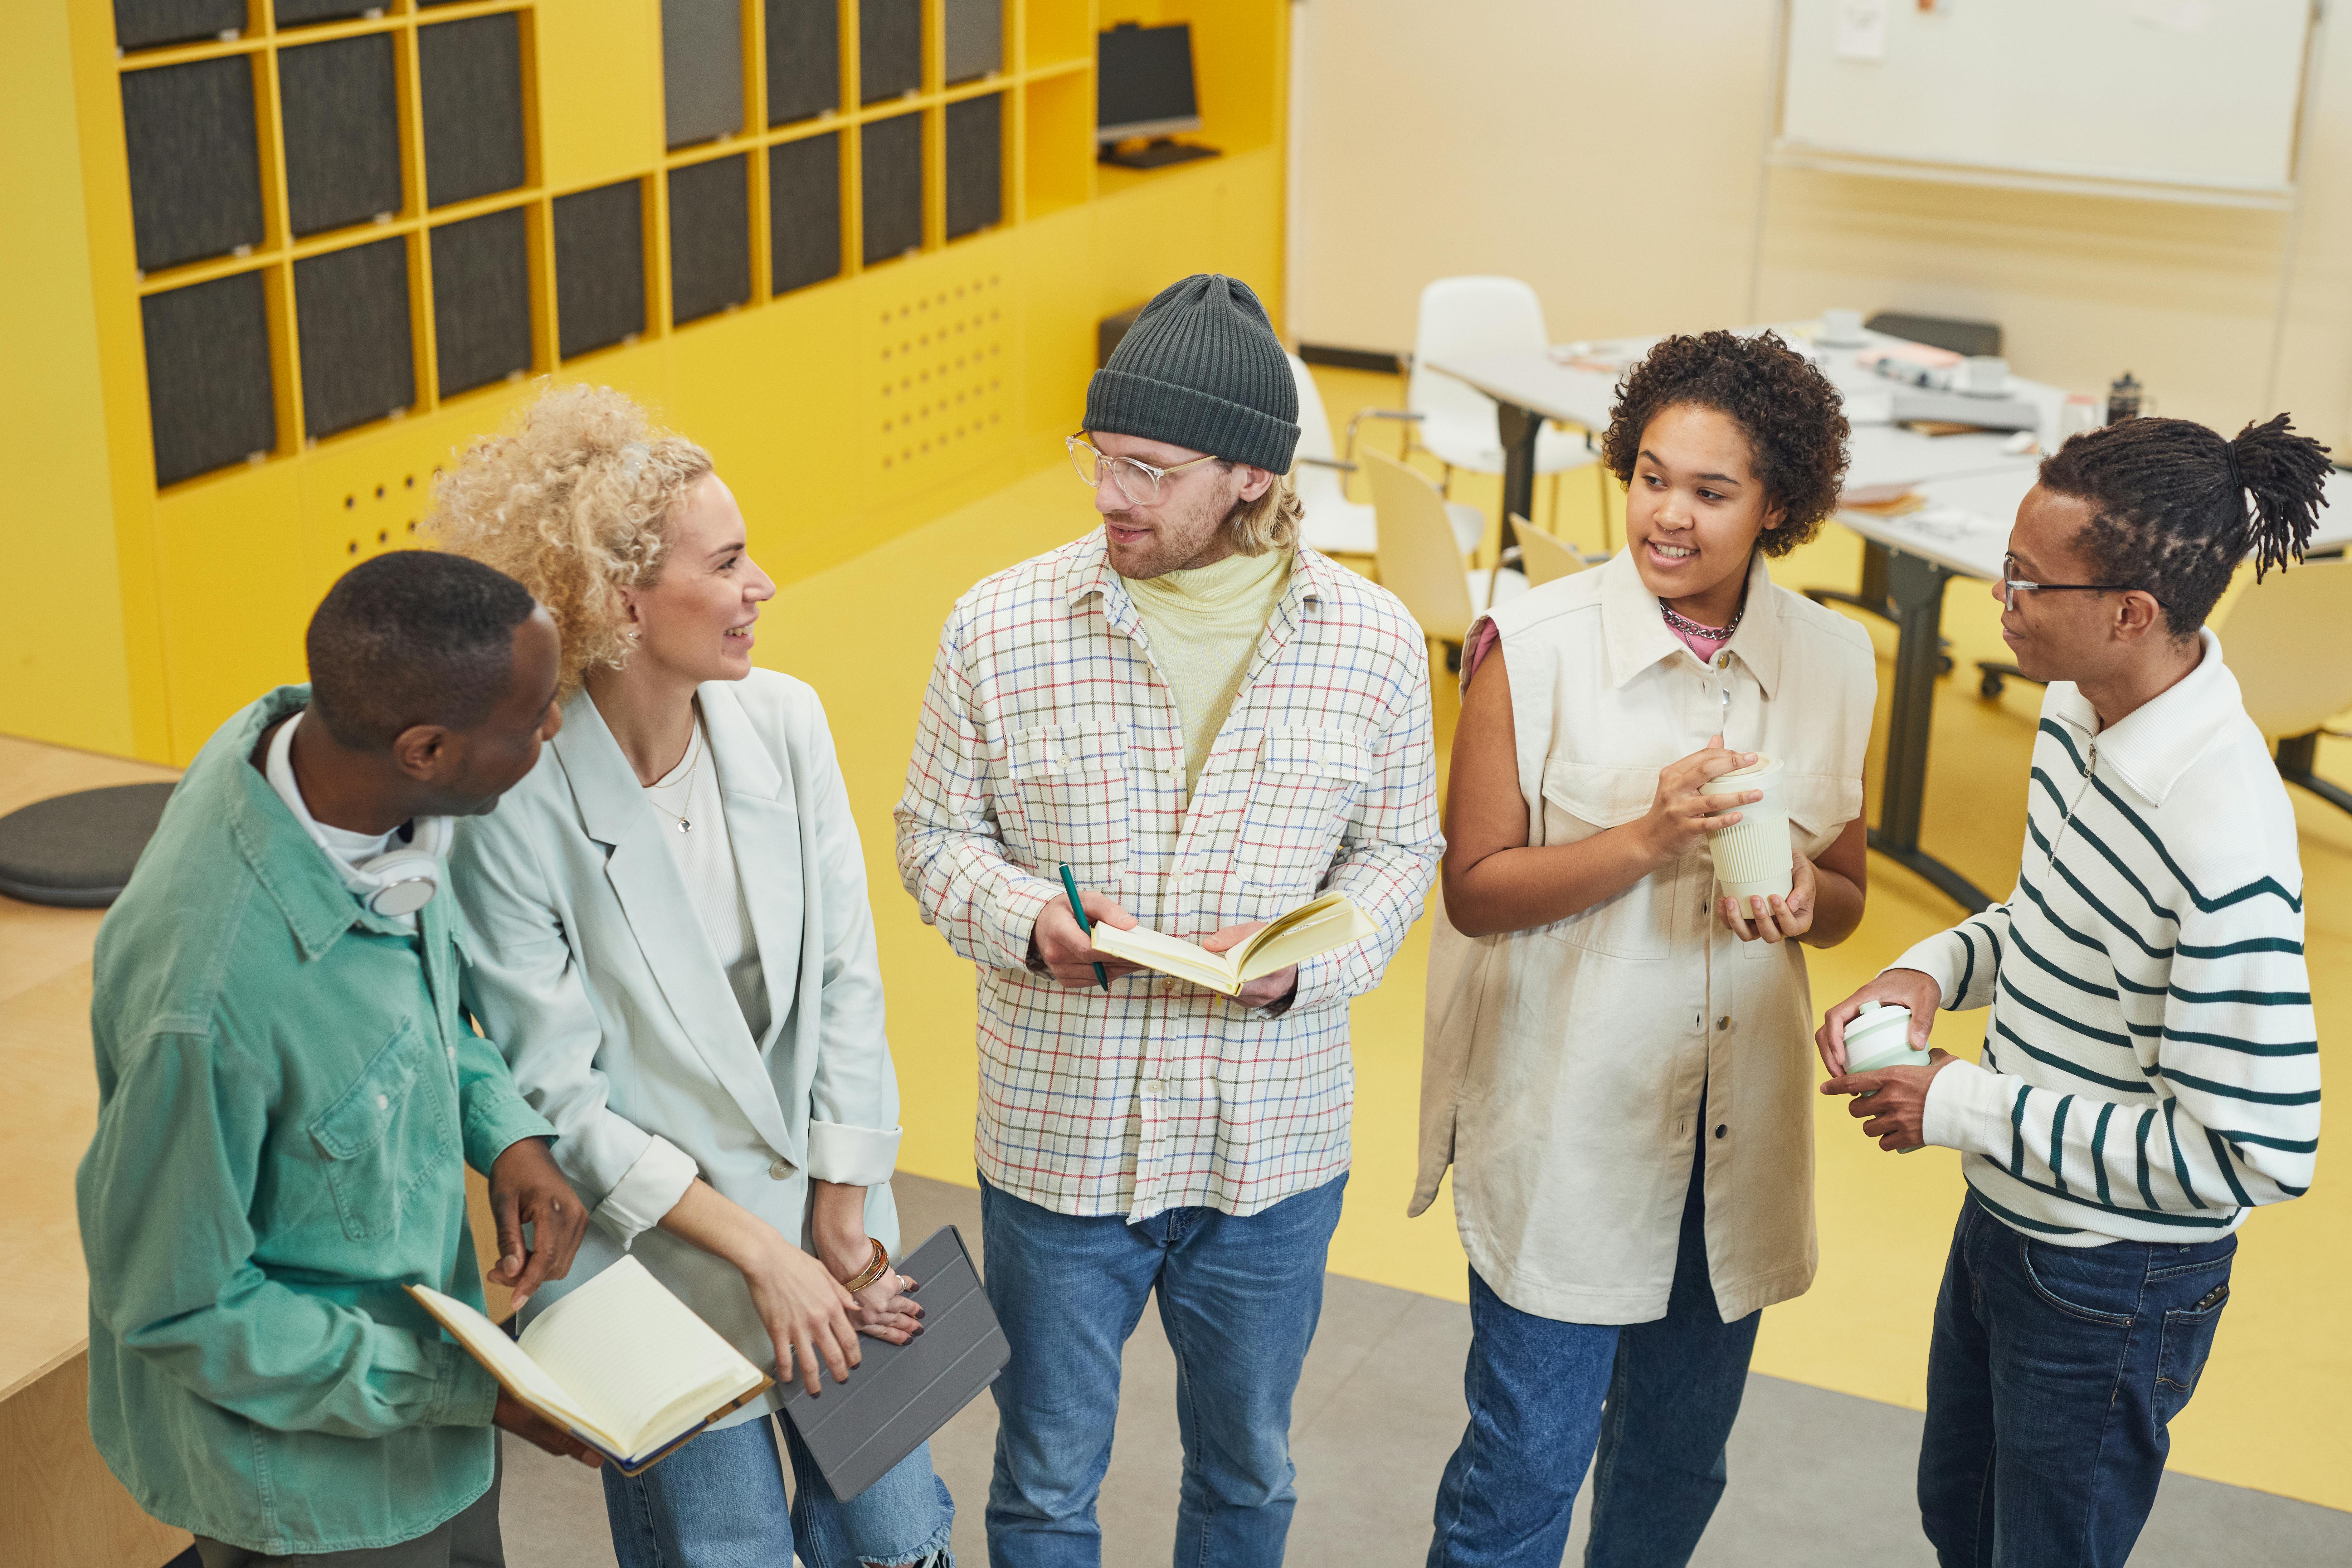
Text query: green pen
1057 863 1110 991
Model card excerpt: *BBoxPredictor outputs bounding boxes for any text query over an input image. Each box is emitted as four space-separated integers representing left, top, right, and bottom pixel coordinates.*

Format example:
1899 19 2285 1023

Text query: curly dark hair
2037 413 2330 639
1600 330 1850 558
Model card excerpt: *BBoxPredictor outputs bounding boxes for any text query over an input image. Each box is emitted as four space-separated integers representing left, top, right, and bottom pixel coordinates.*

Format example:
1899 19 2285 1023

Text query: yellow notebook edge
403 1284 773 1472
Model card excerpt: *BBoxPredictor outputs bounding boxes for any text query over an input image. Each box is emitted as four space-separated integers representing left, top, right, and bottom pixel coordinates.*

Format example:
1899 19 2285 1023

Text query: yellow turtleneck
1122 546 1295 798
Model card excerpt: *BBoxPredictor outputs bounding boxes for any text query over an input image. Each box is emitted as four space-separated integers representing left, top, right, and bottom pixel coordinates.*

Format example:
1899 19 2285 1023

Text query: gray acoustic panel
294 238 414 439
554 181 645 359
664 0 745 149
769 132 841 294
945 93 1000 240
859 0 921 104
420 13 527 208
114 0 247 52
944 0 1002 85
668 155 751 326
275 0 373 26
280 34 403 238
860 112 922 264
778 1228 1009 1502
766 0 840 125
142 271 275 487
431 207 532 398
121 57 265 272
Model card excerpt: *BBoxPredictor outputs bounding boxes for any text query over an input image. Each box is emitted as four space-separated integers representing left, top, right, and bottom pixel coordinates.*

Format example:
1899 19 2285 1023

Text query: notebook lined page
517 1257 760 1454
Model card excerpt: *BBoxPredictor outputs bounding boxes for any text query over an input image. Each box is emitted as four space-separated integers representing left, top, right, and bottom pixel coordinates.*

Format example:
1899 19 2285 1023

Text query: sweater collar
2045 627 2238 806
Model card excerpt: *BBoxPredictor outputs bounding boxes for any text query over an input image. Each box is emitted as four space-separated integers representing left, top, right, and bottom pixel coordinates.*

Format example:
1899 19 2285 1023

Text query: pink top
1463 607 1730 682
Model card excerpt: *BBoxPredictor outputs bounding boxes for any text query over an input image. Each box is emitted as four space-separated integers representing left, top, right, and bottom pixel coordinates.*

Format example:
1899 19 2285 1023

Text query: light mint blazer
452 669 901 1422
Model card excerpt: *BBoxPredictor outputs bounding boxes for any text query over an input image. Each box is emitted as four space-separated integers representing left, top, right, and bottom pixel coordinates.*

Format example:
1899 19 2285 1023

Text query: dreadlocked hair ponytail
2036 412 2332 639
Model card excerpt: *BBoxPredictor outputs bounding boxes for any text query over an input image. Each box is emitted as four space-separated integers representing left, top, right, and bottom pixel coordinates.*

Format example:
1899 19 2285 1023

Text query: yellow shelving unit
13 0 1287 764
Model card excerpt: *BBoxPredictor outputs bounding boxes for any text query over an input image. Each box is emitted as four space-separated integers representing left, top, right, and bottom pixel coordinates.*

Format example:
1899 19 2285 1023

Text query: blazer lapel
552 693 798 1159
699 683 806 1057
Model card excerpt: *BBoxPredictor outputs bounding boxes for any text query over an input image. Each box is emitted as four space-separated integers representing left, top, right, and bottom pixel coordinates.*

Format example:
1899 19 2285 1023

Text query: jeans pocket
2017 1236 2139 1326
2153 1279 2230 1427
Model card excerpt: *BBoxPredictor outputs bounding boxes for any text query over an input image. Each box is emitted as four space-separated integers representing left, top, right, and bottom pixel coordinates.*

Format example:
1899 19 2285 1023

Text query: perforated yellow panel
873 272 1009 476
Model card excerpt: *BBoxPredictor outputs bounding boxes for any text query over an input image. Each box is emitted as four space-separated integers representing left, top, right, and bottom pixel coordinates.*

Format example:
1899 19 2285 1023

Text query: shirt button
1714 1124 1728 1140
1716 1016 1730 1031
1144 1079 1165 1095
768 1156 790 1179
446 1045 457 1063
375 1093 390 1110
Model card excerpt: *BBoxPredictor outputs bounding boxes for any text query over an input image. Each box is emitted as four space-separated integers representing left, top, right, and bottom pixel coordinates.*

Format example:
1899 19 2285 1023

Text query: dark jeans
977 1170 1347 1568
194 1453 500 1567
1919 1192 2236 1568
1428 1142 1760 1568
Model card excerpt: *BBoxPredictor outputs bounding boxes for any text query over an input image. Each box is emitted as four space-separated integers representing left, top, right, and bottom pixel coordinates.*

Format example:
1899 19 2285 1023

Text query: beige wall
1290 0 2352 442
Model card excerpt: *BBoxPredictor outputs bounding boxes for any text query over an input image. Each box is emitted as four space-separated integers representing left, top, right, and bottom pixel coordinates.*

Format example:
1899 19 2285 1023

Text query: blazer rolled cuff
989 876 1065 973
806 1120 903 1187
592 1136 700 1246
461 1091 558 1177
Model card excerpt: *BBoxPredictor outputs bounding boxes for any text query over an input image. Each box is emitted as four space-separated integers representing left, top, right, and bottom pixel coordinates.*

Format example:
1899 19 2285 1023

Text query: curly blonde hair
429 382 712 700
1222 466 1304 555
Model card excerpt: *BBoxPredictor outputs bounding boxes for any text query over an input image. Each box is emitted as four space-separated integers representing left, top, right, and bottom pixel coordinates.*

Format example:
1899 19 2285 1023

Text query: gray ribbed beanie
1085 274 1300 473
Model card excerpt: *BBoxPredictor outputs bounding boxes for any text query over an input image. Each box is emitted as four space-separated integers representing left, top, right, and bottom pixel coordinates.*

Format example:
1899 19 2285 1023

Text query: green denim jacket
77 686 557 1554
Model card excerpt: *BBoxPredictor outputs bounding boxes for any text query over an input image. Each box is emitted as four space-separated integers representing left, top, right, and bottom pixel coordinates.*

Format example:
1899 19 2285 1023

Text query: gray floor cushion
0 783 177 907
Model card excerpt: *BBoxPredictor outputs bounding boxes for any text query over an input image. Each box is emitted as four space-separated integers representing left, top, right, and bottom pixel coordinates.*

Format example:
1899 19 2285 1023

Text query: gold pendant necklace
643 722 703 833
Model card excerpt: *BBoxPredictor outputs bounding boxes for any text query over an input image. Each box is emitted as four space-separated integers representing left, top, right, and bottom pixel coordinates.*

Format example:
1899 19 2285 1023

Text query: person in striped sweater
1817 412 2328 1568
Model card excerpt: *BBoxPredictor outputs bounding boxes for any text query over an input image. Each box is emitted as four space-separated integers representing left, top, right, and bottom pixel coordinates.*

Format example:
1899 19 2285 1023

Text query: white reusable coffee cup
1705 755 1791 904
1820 307 1865 345
1842 999 1930 1152
1959 355 2010 396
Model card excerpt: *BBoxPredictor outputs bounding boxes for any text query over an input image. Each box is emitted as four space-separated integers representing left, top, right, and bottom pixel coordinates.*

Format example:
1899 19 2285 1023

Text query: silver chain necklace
1659 598 1743 642
642 720 704 834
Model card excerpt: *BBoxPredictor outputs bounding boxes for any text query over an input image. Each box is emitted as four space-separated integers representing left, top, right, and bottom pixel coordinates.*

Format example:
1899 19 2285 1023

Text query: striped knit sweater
1902 628 2320 1246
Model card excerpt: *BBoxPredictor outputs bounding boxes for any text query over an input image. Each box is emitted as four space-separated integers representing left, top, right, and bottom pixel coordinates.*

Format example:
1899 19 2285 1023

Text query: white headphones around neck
267 710 453 917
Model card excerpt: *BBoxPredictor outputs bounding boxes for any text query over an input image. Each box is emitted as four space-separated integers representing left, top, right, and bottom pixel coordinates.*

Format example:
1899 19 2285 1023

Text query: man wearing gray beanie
896 274 1442 1566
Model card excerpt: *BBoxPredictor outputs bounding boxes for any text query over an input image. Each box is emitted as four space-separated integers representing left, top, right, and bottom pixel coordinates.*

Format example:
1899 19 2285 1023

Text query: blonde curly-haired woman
436 383 954 1568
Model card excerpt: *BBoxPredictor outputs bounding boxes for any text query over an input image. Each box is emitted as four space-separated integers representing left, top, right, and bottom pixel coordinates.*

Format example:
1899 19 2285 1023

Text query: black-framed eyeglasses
1067 433 1218 506
1998 553 2144 613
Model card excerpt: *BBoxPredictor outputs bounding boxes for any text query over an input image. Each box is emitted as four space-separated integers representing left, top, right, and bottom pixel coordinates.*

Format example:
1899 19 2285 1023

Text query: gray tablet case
779 1225 1009 1499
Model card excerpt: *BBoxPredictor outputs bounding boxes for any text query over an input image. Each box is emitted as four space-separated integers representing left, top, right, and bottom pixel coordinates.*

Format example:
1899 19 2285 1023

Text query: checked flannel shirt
895 531 1442 1221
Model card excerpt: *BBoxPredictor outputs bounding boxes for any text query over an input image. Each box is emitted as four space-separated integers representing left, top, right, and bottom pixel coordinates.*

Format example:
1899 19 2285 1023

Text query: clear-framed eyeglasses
1998 552 2142 613
1066 433 1218 507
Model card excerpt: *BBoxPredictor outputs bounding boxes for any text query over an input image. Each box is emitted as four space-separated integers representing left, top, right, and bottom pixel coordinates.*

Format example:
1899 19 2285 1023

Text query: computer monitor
1096 23 1201 145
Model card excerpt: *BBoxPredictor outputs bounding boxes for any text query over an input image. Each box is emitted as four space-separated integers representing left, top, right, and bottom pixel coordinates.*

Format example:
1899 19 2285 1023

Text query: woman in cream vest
437 385 954 1568
1416 332 1875 1568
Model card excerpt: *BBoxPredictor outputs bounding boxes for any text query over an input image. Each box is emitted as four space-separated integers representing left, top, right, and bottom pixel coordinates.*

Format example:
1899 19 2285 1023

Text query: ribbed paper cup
1705 755 1790 902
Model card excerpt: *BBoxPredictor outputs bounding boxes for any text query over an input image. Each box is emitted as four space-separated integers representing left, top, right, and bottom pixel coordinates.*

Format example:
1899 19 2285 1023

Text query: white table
1836 466 2352 909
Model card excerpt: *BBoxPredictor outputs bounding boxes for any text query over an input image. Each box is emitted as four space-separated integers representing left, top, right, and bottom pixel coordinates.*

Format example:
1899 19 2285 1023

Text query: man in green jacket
79 551 594 1565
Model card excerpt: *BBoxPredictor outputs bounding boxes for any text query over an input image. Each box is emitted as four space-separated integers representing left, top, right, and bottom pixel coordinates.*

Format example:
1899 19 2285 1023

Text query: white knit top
643 705 774 1041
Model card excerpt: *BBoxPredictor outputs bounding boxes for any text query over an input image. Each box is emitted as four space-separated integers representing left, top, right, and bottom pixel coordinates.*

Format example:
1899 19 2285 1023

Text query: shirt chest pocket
309 1017 453 1243
1006 721 1130 886
1538 760 1673 960
1235 725 1372 891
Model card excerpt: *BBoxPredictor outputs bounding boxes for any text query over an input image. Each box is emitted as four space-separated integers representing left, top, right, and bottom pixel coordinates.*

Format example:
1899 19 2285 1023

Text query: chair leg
2278 732 2352 815
1440 463 1454 498
1547 471 1560 536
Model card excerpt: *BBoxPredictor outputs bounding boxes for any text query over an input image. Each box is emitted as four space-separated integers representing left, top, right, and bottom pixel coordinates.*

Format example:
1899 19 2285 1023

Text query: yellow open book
1086 891 1375 997
408 1256 770 1476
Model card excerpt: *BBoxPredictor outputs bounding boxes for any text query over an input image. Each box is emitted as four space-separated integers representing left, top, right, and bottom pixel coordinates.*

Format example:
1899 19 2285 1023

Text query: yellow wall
1291 0 2352 443
0 3 135 757
6 0 1287 765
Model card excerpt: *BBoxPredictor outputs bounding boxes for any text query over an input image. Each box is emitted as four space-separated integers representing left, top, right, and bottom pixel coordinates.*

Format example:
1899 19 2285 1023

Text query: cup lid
1844 1000 1913 1053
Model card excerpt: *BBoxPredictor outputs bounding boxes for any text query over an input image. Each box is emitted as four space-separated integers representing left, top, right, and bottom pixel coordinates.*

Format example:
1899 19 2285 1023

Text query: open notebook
1086 891 1374 997
409 1256 770 1475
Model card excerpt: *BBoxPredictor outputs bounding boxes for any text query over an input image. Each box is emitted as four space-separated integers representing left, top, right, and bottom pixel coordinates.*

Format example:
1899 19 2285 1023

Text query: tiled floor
498 1175 2352 1568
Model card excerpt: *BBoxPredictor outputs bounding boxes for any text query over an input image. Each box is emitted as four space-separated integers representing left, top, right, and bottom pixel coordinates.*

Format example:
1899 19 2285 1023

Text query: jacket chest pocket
1235 725 1370 891
309 1018 452 1243
1538 761 1674 960
1006 721 1130 885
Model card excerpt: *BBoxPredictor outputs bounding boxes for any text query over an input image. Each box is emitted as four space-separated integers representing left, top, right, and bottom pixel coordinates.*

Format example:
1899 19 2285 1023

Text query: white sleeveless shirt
1413 548 1876 1325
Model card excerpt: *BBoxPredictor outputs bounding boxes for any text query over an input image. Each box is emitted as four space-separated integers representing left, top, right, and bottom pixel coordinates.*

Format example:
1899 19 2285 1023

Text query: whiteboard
1780 0 2315 198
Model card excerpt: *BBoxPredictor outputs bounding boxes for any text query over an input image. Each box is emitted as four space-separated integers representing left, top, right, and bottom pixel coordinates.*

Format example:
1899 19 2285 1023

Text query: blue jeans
1918 1192 2237 1568
977 1170 1347 1568
602 1414 954 1568
1428 1141 1759 1568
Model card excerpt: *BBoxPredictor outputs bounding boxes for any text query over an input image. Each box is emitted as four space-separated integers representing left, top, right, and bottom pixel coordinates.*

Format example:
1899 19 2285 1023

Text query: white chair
2219 558 2352 815
1509 516 1594 587
1407 277 1600 513
1287 353 1483 558
1363 449 1525 661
